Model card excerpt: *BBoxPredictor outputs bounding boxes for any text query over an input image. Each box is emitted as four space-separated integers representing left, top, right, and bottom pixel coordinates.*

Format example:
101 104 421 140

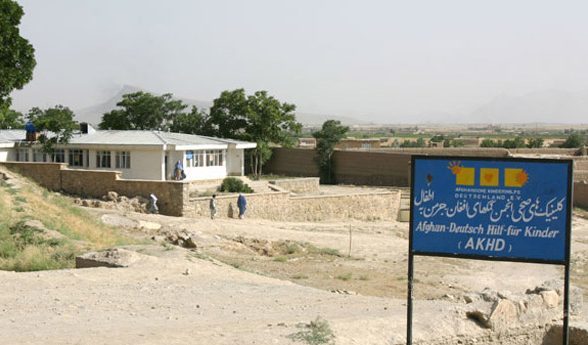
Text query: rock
75 248 141 268
21 219 66 242
480 288 499 302
488 299 519 331
100 214 138 228
165 230 198 249
541 290 559 308
138 221 162 231
544 322 588 345
106 191 119 202
463 293 479 304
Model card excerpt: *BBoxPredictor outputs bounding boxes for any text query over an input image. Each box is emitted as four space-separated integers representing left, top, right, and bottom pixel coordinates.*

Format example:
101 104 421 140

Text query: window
186 150 204 167
115 151 131 169
32 149 46 162
52 149 65 163
96 151 111 168
205 150 224 167
68 149 86 167
16 148 29 162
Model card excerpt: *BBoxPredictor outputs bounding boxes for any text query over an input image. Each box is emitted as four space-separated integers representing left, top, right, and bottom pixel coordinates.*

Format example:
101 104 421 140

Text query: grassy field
0 175 138 271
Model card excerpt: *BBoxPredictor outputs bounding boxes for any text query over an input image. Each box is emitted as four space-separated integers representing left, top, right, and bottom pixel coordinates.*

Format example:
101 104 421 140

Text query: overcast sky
10 0 588 123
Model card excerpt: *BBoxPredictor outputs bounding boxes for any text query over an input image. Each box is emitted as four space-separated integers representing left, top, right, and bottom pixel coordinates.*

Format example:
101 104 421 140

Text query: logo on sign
446 161 528 187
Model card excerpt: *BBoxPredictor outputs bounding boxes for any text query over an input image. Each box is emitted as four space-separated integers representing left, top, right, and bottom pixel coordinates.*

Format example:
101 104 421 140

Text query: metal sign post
407 156 573 345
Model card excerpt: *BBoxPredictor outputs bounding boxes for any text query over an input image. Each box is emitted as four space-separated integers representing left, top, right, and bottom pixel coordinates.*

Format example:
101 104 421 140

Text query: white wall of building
0 143 249 181
226 147 244 176
179 149 229 181
86 148 164 180
0 148 11 162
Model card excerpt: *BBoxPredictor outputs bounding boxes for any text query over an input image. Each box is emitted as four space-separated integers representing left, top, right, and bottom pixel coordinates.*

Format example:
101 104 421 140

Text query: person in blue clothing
237 193 247 219
174 160 184 180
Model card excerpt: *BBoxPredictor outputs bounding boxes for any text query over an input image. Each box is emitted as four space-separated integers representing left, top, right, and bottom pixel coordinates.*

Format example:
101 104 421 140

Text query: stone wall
0 162 186 216
184 190 399 221
289 192 399 221
0 162 63 190
269 177 320 194
185 192 290 219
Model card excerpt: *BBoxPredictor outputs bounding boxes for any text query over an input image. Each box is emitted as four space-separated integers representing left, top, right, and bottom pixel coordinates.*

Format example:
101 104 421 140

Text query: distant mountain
75 85 366 126
469 89 588 124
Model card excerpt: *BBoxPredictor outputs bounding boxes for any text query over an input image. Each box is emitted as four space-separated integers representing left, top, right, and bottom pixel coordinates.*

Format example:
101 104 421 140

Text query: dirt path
1 205 587 344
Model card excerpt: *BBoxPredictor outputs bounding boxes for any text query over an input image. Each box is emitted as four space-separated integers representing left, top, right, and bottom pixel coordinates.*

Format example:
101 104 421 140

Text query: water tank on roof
25 121 36 133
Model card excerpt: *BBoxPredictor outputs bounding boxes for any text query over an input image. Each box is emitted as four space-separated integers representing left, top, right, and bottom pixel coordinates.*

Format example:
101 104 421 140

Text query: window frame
52 149 65 163
96 150 111 168
115 151 131 169
68 149 85 167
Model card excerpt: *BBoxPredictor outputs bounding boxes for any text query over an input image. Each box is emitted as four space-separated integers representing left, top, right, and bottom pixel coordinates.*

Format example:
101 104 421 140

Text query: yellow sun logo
515 170 529 186
448 161 462 175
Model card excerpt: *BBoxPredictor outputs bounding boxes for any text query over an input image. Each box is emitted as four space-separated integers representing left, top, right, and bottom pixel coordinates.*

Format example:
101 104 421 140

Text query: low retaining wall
269 177 320 194
1 162 187 216
185 192 290 220
185 190 399 221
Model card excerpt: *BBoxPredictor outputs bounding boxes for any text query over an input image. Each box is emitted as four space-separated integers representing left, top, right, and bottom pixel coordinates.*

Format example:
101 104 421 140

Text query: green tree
502 136 526 149
27 105 78 152
561 133 585 148
169 106 207 134
526 137 544 148
207 89 301 177
0 0 36 108
399 138 426 148
206 89 249 140
99 92 188 130
0 103 24 128
313 120 349 184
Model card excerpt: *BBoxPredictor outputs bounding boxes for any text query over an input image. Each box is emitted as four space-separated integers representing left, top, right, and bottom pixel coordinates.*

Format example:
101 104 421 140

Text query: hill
0 166 136 271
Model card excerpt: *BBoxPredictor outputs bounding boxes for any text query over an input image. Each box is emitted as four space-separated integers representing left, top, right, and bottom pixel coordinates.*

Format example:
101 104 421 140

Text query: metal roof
69 130 253 148
0 130 26 142
0 129 256 149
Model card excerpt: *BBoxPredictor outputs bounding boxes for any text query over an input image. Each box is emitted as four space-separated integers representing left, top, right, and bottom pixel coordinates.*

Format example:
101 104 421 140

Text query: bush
218 177 253 193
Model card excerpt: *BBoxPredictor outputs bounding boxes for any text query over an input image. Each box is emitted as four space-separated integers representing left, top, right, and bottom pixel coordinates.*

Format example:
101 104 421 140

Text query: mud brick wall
332 150 412 186
264 148 320 177
1 163 186 216
270 177 320 193
185 190 399 221
574 181 588 209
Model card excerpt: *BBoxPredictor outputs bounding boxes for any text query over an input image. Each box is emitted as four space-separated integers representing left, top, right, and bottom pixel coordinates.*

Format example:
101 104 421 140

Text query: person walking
237 193 247 219
209 194 217 219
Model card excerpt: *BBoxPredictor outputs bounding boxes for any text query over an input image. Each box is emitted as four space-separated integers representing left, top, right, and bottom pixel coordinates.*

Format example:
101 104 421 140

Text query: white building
0 128 256 181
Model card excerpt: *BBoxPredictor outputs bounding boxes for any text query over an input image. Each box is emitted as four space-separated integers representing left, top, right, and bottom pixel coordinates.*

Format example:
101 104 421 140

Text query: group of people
209 193 247 220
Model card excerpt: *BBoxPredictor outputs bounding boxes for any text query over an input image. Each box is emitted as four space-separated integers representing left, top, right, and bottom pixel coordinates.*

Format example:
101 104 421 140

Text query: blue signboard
410 156 572 264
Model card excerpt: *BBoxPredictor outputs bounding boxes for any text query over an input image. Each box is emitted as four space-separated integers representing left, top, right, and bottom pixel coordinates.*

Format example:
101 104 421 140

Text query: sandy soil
1 204 588 344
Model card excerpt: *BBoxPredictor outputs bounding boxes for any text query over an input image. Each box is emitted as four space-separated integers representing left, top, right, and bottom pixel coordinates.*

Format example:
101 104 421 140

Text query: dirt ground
1 198 588 344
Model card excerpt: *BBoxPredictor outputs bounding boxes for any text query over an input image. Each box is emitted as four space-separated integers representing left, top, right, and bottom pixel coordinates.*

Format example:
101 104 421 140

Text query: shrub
218 177 253 193
288 317 335 345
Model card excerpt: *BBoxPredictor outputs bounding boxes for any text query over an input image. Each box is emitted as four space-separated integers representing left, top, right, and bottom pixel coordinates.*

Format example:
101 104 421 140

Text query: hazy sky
10 0 588 123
